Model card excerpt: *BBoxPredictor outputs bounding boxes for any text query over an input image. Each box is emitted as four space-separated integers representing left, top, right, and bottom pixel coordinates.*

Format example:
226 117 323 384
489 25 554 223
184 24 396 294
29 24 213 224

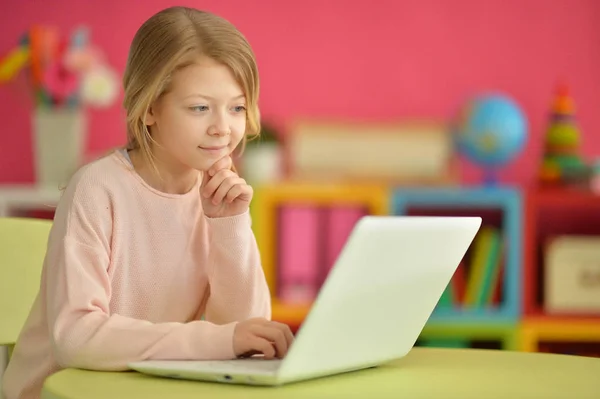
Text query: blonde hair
122 7 260 173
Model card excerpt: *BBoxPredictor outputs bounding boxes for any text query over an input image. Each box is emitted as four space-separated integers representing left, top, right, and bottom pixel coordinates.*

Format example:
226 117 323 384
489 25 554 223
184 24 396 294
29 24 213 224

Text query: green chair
0 217 52 387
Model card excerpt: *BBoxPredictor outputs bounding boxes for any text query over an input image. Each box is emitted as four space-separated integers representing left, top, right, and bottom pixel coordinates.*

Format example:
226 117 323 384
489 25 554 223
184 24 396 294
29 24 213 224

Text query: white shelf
0 185 61 217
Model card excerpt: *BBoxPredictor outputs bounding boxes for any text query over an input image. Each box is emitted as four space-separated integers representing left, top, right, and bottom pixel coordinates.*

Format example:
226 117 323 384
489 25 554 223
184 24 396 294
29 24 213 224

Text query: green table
42 348 600 399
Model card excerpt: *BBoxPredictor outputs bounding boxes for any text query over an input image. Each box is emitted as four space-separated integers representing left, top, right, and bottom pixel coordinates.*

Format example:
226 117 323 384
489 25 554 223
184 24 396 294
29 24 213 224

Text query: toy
538 83 587 186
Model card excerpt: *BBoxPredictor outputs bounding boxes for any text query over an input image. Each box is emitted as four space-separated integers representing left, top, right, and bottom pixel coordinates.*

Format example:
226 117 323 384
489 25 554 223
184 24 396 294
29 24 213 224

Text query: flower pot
32 107 86 188
242 142 282 185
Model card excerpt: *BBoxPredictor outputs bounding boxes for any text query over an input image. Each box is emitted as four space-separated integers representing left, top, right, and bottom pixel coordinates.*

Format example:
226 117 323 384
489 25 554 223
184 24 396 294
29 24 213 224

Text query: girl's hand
233 318 295 359
201 156 252 218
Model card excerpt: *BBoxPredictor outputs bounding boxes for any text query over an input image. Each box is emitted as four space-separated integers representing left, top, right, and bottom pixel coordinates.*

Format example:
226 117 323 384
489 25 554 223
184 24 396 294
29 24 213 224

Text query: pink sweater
2 150 271 399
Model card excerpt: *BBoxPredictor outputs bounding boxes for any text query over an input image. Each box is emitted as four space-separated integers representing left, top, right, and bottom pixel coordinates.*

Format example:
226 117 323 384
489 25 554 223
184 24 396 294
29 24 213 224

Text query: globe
453 94 528 184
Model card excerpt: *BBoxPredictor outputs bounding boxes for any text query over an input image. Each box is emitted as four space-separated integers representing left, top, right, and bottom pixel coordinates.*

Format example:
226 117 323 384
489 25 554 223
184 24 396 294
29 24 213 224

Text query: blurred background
1 0 599 357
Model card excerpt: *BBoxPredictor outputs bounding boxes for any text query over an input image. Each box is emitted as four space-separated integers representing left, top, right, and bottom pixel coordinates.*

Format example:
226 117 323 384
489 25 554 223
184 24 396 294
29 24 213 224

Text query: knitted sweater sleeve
202 211 272 324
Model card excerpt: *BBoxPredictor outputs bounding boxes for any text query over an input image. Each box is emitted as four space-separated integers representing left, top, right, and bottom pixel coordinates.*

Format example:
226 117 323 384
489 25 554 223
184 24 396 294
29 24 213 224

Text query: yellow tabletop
42 348 600 399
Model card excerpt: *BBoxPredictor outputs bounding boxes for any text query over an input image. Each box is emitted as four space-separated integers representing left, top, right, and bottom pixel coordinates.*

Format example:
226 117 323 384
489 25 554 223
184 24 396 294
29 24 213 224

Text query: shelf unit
270 302 311 332
391 186 522 324
522 186 600 355
520 320 600 354
253 183 526 349
4 179 598 355
253 181 390 313
255 183 600 355
418 322 518 351
523 187 600 319
0 185 60 217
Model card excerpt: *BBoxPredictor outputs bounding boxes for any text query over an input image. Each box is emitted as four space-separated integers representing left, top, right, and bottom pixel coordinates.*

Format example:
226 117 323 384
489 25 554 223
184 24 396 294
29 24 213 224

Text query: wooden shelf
420 322 519 351
529 186 600 207
271 300 311 325
520 319 600 352
255 183 600 356
254 182 390 297
524 313 600 323
0 185 61 217
271 299 520 351
392 187 523 322
524 187 600 318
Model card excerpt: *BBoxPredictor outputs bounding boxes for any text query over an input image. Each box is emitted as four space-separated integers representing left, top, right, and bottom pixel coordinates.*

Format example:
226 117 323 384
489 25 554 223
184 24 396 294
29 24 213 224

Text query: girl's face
145 55 247 172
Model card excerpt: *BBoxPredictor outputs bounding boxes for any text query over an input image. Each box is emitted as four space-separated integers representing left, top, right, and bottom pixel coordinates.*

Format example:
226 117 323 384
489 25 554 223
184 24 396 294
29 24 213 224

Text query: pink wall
1 0 599 185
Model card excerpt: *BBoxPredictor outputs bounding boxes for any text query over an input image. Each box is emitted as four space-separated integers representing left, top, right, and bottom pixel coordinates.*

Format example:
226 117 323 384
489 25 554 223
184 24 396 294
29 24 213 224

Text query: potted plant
241 121 282 185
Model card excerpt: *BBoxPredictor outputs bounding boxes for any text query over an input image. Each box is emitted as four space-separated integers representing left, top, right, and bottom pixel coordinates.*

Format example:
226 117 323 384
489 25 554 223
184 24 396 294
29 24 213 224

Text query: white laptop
129 215 481 386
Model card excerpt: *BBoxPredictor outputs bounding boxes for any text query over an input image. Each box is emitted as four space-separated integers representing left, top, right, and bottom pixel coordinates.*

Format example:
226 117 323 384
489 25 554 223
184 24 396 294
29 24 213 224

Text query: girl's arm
202 211 272 324
45 174 238 371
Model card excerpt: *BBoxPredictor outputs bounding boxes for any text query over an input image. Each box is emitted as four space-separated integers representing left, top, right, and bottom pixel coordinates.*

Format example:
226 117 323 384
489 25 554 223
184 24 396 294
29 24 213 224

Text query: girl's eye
190 105 209 112
233 105 246 113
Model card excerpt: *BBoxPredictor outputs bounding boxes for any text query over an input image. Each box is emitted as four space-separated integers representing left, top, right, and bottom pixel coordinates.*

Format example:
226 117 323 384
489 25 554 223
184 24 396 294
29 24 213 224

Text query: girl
2 7 293 399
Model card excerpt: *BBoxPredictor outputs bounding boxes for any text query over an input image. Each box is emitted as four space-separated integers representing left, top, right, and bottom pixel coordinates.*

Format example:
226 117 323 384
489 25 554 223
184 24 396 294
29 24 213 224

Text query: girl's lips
198 145 227 156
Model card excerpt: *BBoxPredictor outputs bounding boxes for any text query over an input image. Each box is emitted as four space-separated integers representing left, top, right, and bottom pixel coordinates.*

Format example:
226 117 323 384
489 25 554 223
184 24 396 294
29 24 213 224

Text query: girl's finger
247 335 276 359
251 324 289 358
273 321 295 349
207 156 232 177
201 169 235 198
212 176 244 204
224 181 251 204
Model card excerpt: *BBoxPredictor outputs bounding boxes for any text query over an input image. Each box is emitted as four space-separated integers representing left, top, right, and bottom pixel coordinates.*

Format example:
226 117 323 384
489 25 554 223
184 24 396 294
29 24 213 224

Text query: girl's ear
144 103 157 126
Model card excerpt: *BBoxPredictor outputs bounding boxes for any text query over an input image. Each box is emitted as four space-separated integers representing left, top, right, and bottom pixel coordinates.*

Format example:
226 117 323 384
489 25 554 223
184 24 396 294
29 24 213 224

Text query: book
322 205 366 283
277 205 321 303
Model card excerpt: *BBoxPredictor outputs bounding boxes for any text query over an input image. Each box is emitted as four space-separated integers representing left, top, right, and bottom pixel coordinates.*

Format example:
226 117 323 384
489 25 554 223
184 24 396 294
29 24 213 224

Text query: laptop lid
277 215 481 383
